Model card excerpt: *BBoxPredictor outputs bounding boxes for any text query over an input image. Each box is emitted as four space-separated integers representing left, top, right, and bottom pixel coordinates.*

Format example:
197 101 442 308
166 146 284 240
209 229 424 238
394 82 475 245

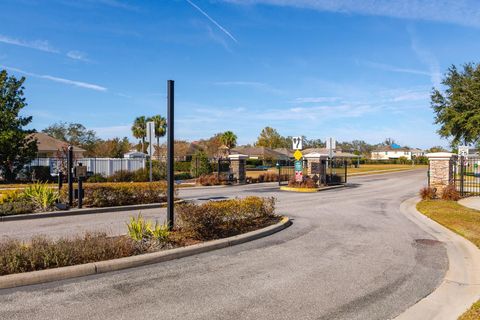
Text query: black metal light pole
167 80 175 230
67 146 73 208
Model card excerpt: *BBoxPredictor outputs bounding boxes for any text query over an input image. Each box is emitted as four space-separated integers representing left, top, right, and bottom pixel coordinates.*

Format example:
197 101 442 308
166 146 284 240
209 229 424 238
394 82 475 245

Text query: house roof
372 145 411 152
231 146 289 160
273 148 294 158
303 147 358 158
30 132 85 153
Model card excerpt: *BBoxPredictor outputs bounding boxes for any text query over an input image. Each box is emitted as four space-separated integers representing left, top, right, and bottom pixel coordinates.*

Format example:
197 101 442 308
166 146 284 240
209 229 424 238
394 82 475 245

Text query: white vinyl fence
29 158 146 177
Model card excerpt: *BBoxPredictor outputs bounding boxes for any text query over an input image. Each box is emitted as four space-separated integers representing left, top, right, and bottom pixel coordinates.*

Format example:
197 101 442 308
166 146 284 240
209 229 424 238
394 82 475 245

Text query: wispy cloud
186 0 238 43
0 34 59 53
359 60 433 77
408 28 441 87
213 81 282 94
1 65 107 92
293 97 341 103
66 50 89 62
0 34 90 62
223 0 480 28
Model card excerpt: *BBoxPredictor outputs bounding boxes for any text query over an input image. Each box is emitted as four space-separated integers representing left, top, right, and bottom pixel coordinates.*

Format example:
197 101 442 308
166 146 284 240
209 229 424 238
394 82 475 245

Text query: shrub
419 186 437 200
190 151 212 178
175 161 191 172
23 183 59 211
0 233 140 276
0 200 36 216
196 173 222 186
174 172 192 180
441 184 461 201
29 166 54 182
86 173 107 183
60 181 175 208
288 176 317 188
126 213 170 246
176 197 278 240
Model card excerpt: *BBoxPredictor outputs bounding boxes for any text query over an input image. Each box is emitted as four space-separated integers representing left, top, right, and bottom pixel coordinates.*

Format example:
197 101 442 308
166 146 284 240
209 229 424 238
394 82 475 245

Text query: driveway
0 169 447 320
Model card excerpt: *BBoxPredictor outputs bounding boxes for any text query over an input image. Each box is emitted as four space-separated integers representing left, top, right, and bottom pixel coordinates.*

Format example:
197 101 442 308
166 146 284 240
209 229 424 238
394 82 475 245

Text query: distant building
30 132 85 158
371 145 424 160
231 146 289 161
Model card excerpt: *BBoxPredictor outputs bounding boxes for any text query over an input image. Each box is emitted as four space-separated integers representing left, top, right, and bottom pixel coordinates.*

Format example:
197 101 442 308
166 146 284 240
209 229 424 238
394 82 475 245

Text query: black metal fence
455 156 480 196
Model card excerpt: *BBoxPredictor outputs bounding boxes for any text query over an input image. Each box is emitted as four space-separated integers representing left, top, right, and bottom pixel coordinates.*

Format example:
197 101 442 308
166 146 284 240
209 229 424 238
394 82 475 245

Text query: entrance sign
295 160 303 171
294 149 303 161
311 162 321 174
292 136 303 150
294 160 303 182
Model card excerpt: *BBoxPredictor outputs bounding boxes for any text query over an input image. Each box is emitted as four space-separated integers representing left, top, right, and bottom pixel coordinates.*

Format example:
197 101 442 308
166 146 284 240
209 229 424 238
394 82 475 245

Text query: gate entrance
455 156 480 196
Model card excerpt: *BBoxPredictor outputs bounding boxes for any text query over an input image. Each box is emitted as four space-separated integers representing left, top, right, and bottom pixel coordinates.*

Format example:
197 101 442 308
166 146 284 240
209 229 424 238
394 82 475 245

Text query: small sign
458 146 469 157
147 121 155 156
295 171 303 182
326 137 336 158
74 165 87 178
295 160 303 171
292 136 303 150
294 150 303 161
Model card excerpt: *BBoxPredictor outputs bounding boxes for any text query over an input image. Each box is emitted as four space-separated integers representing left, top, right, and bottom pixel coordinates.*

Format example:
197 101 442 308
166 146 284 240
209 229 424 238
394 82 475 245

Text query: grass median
416 199 480 319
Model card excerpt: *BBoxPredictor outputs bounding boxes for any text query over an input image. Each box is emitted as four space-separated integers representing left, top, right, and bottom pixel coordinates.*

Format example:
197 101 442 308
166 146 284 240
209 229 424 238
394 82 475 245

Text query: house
30 132 85 158
371 145 424 160
231 146 289 161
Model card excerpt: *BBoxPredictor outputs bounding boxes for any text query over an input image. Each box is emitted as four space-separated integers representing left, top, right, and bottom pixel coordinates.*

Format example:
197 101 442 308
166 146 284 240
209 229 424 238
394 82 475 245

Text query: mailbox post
74 163 87 209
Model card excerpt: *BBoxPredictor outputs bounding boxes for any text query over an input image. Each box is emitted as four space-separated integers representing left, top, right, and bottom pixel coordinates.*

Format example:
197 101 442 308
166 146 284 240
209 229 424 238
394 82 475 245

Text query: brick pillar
228 154 248 184
304 153 322 175
426 152 457 194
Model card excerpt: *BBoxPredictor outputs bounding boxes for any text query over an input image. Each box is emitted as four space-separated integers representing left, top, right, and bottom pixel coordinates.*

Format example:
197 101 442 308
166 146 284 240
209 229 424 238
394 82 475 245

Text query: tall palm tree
148 115 167 159
131 116 147 153
220 131 237 149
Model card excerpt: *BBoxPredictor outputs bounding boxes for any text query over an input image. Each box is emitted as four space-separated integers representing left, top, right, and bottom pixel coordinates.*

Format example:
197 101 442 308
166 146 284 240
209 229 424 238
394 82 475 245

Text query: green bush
175 161 191 172
0 200 36 216
86 173 107 183
23 183 59 211
126 213 170 250
174 172 192 180
190 151 212 178
29 166 54 182
176 196 278 240
0 233 140 275
61 181 175 207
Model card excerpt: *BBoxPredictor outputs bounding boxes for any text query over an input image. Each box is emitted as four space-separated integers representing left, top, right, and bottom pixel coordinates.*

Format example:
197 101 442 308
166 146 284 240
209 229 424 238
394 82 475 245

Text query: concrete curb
458 196 480 211
279 185 345 193
0 216 291 290
394 197 480 320
0 200 186 222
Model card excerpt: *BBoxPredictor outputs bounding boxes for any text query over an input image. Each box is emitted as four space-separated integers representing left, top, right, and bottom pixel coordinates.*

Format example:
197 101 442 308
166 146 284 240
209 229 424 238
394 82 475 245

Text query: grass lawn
417 200 480 319
246 164 426 179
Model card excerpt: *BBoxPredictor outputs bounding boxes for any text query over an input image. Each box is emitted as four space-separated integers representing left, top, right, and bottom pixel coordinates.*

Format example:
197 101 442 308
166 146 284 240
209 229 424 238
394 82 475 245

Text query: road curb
0 216 291 290
394 197 480 320
279 185 345 193
0 200 186 222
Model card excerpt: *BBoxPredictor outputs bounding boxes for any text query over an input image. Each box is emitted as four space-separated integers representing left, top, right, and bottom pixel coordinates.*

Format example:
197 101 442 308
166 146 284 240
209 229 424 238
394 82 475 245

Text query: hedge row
61 181 176 207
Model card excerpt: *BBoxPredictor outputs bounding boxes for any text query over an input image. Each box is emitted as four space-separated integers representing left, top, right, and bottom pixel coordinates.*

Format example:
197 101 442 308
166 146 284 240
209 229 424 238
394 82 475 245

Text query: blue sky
1 0 480 148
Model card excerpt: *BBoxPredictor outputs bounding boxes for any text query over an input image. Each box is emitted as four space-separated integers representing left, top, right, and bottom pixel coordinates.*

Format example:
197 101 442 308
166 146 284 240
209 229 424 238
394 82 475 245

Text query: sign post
292 136 303 182
167 80 175 231
146 121 155 182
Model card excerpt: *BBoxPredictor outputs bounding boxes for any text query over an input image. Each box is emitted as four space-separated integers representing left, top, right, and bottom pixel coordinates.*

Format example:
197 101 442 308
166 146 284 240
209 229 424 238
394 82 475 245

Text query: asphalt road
0 170 448 320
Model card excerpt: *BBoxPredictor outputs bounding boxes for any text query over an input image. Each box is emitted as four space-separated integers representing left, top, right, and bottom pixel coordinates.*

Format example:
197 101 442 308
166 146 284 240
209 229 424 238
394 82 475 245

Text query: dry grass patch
417 200 480 247
417 199 480 319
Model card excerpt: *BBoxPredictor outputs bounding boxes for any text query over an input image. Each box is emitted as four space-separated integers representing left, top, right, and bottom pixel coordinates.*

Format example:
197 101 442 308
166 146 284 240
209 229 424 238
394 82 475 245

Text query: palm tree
131 116 147 153
148 115 167 159
220 131 237 149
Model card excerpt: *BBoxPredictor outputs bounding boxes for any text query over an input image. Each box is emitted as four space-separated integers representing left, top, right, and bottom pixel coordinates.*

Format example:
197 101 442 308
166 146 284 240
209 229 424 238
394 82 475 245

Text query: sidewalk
458 196 480 211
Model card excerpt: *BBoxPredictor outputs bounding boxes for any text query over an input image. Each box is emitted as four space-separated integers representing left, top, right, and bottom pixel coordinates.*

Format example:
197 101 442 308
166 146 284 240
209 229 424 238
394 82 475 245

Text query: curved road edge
0 216 292 290
395 197 480 320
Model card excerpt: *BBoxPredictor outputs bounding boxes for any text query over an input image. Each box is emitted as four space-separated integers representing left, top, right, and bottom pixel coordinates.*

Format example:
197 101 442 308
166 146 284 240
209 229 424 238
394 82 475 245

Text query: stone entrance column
426 152 457 194
228 154 248 184
304 153 322 176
